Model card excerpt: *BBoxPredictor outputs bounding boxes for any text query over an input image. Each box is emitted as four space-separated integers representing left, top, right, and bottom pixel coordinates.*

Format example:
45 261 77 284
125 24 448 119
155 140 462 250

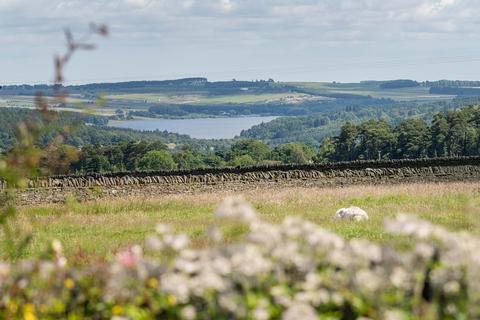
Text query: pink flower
117 245 143 268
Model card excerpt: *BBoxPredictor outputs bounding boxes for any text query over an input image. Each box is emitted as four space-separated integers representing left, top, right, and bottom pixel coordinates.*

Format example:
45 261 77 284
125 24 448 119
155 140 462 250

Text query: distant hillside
0 78 286 96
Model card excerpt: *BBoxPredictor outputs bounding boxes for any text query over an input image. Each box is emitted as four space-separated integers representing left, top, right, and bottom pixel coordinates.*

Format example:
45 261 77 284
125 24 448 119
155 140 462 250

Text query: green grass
106 92 310 105
289 82 456 101
9 181 480 263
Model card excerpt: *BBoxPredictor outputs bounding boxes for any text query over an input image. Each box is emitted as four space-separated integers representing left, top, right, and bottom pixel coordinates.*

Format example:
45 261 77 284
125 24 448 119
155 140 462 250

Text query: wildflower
384 309 406 320
180 305 196 320
147 277 159 288
282 303 316 320
164 234 190 251
8 301 18 313
52 239 63 254
0 262 9 280
64 278 75 290
155 224 172 235
167 294 177 306
206 225 223 242
253 305 270 320
23 303 37 320
117 245 143 268
161 273 190 303
112 305 124 316
215 196 258 223
443 281 460 295
145 235 164 251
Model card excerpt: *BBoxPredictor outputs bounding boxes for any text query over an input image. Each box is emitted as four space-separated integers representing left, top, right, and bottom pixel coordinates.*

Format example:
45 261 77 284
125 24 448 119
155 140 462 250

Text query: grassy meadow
290 82 456 101
11 181 480 263
106 92 311 104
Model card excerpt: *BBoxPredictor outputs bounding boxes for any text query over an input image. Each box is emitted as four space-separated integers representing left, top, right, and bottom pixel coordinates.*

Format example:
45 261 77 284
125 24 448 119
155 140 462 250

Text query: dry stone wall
6 156 480 205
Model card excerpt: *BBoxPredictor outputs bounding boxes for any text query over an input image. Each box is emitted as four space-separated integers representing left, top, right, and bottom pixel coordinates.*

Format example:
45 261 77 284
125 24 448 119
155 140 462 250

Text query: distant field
290 82 456 101
107 92 316 105
11 181 480 263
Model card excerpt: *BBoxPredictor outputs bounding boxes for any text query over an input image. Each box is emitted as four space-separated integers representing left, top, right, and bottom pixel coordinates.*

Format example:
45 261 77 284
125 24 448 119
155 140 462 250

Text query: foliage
229 154 257 167
379 79 419 89
229 139 271 162
430 87 480 96
1 197 480 318
241 97 480 146
318 106 480 161
272 143 314 164
138 150 177 171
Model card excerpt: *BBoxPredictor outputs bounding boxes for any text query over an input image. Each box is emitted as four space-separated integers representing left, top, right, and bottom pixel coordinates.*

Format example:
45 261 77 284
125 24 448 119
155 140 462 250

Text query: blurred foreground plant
0 24 107 260
0 197 479 319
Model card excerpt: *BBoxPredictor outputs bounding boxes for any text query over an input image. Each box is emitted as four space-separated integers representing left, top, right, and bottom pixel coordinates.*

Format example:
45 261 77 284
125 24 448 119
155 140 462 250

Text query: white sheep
335 206 369 221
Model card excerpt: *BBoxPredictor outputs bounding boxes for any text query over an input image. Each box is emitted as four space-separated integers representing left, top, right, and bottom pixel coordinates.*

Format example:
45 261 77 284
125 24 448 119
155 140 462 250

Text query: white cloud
1 0 479 46
1 0 480 83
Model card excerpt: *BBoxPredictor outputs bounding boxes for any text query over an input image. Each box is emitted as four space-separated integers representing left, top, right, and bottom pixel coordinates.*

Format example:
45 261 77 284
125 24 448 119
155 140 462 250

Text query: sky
1 0 480 85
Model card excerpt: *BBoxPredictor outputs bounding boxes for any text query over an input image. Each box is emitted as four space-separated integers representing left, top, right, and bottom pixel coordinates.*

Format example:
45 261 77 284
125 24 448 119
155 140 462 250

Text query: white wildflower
271 286 292 307
252 299 270 320
155 224 172 235
164 234 190 251
350 240 382 263
390 267 410 289
231 244 272 277
443 280 460 295
215 196 258 223
206 225 223 242
180 305 197 320
145 235 164 252
160 273 191 303
355 269 382 292
384 309 407 320
282 303 317 320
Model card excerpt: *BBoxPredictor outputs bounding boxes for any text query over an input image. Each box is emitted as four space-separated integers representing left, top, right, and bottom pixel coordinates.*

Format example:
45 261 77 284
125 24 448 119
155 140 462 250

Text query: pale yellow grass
10 181 480 263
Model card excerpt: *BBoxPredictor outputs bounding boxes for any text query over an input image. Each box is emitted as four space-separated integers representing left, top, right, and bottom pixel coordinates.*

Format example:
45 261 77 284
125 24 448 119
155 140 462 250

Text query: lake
108 116 277 139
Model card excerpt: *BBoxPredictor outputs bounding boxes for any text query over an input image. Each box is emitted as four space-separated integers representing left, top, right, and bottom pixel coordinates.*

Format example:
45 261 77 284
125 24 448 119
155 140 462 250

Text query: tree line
317 106 480 162
69 139 315 174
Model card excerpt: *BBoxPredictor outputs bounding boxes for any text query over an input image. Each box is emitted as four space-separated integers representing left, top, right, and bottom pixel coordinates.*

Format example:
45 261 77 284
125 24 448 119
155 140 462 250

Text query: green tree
85 155 111 173
173 149 205 170
335 122 359 161
430 113 449 157
138 150 177 171
394 119 430 158
357 119 396 160
314 137 336 163
230 155 256 167
273 143 314 164
229 139 271 162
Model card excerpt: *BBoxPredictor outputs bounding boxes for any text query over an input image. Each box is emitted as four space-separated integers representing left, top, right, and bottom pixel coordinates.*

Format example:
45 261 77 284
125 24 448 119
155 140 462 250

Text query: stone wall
11 156 480 205
11 156 480 190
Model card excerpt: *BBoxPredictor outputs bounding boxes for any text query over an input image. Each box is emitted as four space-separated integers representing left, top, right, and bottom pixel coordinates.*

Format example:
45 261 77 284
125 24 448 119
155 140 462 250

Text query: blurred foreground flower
0 200 479 319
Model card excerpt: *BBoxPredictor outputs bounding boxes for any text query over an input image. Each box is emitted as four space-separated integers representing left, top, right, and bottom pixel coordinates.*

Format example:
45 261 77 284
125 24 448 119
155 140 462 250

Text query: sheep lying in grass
335 206 369 221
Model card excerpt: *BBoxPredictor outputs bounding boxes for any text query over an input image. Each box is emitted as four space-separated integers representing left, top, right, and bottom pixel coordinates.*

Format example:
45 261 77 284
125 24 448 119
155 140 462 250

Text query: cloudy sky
1 0 479 84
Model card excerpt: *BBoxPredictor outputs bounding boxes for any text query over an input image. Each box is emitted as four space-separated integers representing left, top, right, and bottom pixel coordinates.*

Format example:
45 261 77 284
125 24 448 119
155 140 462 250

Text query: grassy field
106 92 311 105
10 181 480 263
290 82 456 101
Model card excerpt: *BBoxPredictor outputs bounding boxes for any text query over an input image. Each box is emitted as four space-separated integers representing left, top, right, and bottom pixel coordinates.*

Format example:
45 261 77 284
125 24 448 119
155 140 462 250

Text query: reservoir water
108 116 277 139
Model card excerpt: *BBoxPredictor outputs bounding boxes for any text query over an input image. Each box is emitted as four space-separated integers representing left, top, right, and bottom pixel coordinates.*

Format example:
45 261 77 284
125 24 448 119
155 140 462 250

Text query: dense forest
0 78 282 96
317 106 480 162
141 96 394 118
241 97 480 146
379 79 419 89
430 87 480 96
69 139 315 174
